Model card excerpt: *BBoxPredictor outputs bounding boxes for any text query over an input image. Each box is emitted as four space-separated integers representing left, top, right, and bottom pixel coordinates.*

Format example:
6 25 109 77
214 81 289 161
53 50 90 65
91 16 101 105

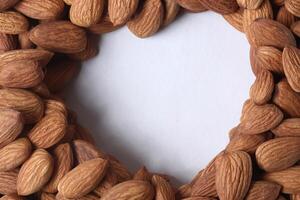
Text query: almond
283 46 300 92
239 101 284 134
0 194 24 200
18 31 34 49
0 0 19 11
14 0 65 20
215 151 252 200
237 0 264 9
45 99 68 117
108 156 132 182
249 70 274 105
0 33 17 53
247 19 296 49
223 8 244 32
89 14 123 34
176 0 207 12
272 118 300 137
134 166 152 181
291 21 300 37
0 60 44 88
0 11 29 34
162 0 180 26
285 0 300 17
43 143 73 193
176 184 192 199
0 170 18 195
199 0 239 14
29 21 87 53
108 0 139 25
0 108 23 149
30 82 51 98
70 0 104 27
244 181 281 200
0 138 32 172
127 0 164 38
58 158 109 198
263 166 300 194
276 6 296 28
152 175 175 200
94 168 119 197
41 193 56 200
17 149 54 196
256 137 300 172
101 180 155 200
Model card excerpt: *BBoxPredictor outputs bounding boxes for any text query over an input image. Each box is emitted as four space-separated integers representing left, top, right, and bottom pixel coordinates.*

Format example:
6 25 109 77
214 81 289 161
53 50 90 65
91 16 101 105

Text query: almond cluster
0 0 300 200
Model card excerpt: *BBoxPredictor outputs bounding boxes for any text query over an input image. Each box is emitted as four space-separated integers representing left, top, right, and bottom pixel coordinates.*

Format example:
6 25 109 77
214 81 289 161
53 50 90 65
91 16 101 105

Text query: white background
65 11 254 184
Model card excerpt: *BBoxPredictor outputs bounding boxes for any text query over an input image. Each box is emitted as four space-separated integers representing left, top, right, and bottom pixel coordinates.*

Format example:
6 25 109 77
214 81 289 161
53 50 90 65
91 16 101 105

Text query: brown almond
223 8 244 32
285 0 300 17
15 0 64 20
0 170 18 195
182 198 216 200
237 0 264 9
256 137 300 172
101 180 155 200
176 184 192 199
94 168 119 197
45 99 67 117
43 143 73 193
244 181 281 200
29 21 87 53
0 60 44 88
263 166 300 194
134 166 152 181
239 101 284 134
30 82 51 98
176 0 207 12
162 0 180 26
108 156 132 182
276 6 296 28
283 46 300 92
18 31 34 49
272 118 300 137
291 21 300 37
0 194 24 200
89 14 123 34
247 19 296 49
0 33 17 53
17 149 53 196
0 138 31 172
108 0 139 25
0 11 29 34
199 0 239 14
41 193 56 200
73 139 106 164
58 158 108 198
0 0 19 11
152 175 175 200
215 151 252 200
70 0 104 27
127 0 164 38
0 108 23 149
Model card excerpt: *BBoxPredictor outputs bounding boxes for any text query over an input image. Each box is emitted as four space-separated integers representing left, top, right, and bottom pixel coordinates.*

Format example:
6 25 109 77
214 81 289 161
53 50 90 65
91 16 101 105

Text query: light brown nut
73 139 106 164
70 0 104 27
0 108 23 149
247 19 296 49
58 158 109 199
223 8 244 32
17 149 53 196
283 46 300 92
272 118 300 137
108 0 139 25
199 0 239 14
0 33 17 53
127 0 164 38
0 11 29 34
101 180 155 200
14 0 64 20
285 0 300 17
176 0 207 12
45 99 67 117
29 21 87 53
152 175 175 200
0 170 18 195
215 151 252 200
244 181 281 200
89 14 123 34
237 0 264 9
0 138 32 172
162 0 180 26
276 6 296 28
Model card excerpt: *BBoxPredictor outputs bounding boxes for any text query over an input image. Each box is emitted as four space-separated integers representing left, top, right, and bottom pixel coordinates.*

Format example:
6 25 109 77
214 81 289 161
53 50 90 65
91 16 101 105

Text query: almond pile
0 0 300 199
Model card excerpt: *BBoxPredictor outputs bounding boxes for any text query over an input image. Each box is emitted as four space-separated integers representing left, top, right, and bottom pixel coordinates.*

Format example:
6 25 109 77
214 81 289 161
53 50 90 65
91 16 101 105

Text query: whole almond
29 21 87 53
101 180 155 200
199 0 239 14
0 11 29 34
73 139 106 164
249 70 274 105
272 118 300 137
70 0 104 27
0 88 44 124
0 194 24 200
14 0 64 20
176 0 207 12
108 0 139 25
43 143 73 193
283 46 300 92
0 170 18 195
0 33 17 53
237 0 264 9
285 0 300 17
0 108 23 149
0 138 32 172
0 60 44 88
247 19 296 49
244 181 281 200
0 0 19 11
256 137 300 172
239 101 283 134
17 149 54 196
223 8 244 32
152 175 175 200
127 0 164 38
215 151 252 200
263 166 300 194
58 158 109 198
28 112 67 149
276 6 296 28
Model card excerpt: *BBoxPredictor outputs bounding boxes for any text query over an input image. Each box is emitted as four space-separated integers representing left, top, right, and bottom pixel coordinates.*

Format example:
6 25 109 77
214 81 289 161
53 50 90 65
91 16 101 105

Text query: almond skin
88 14 123 34
244 181 281 200
58 158 109 198
17 149 54 196
14 0 65 20
94 168 119 197
283 46 300 92
272 118 300 137
162 0 180 26
247 19 296 49
176 0 207 12
70 0 104 27
291 21 300 37
0 194 25 200
108 0 139 25
0 11 29 34
256 137 300 172
0 0 19 11
101 180 155 200
73 139 106 164
237 0 264 9
152 175 175 200
285 0 300 17
127 0 164 38
0 170 18 195
0 138 32 172
276 6 296 28
199 0 239 14
0 108 23 149
223 8 244 32
0 88 44 124
215 151 252 200
18 31 34 49
0 33 17 53
29 21 87 53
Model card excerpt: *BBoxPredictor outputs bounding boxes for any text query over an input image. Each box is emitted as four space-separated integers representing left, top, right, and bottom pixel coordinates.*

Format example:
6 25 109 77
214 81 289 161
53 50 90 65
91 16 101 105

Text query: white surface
65 11 254 184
